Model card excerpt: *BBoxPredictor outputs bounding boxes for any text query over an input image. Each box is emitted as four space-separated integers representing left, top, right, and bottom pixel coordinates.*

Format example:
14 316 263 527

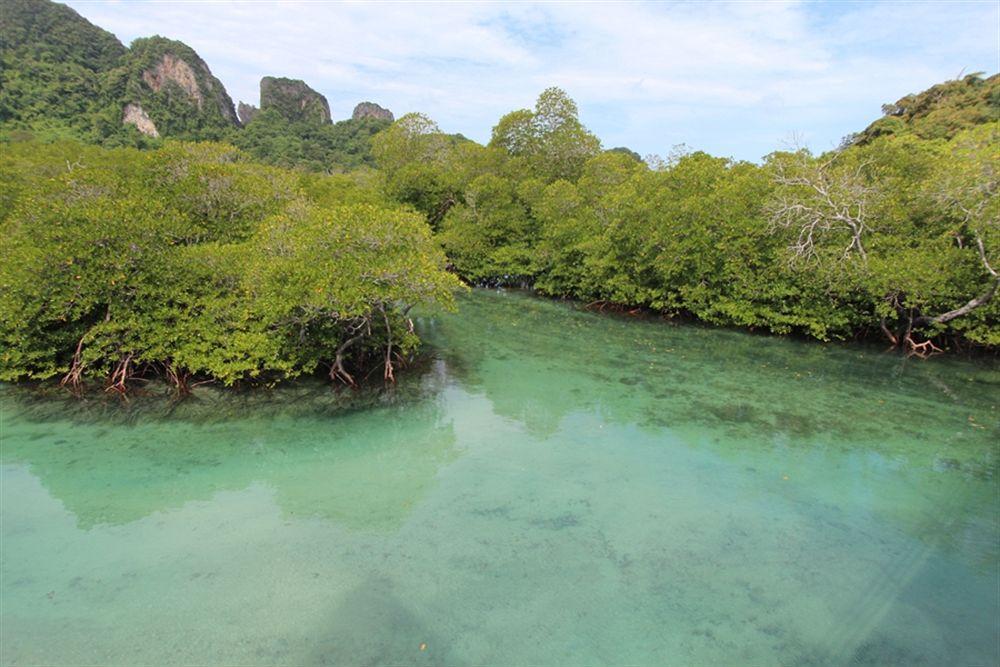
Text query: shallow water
2 290 998 665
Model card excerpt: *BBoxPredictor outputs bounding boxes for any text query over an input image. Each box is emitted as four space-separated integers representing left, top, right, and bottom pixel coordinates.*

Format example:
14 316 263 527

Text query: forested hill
855 73 1000 144
0 0 394 170
0 0 125 135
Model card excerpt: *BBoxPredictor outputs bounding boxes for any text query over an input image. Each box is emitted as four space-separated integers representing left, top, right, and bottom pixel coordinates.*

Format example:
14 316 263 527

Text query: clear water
2 290 998 666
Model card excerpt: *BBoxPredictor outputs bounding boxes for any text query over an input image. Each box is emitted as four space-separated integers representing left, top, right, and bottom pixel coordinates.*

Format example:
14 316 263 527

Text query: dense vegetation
0 141 460 390
1 0 997 394
0 0 237 146
0 0 126 139
232 109 391 173
856 73 1000 144
373 87 998 351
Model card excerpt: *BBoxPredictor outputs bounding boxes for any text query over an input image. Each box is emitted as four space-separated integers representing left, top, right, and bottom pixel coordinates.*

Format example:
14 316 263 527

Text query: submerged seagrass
2 290 998 665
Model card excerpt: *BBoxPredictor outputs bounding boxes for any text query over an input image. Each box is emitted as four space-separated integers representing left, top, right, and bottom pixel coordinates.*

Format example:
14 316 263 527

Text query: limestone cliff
237 102 259 125
116 36 239 138
352 102 394 122
259 77 330 124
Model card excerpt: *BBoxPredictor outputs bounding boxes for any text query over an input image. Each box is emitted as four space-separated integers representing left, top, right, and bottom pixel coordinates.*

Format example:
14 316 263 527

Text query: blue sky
65 0 999 162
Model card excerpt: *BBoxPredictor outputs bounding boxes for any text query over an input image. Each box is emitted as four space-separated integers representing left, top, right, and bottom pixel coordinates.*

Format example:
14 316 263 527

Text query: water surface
2 290 998 665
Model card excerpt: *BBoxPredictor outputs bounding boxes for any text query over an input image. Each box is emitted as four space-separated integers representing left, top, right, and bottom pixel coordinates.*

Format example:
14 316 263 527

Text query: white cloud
64 0 999 161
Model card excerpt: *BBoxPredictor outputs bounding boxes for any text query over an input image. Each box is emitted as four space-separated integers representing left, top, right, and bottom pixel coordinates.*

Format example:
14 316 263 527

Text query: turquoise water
2 290 998 665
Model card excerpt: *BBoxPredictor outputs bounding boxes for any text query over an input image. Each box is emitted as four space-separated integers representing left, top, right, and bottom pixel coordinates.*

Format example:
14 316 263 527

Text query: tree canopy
371 87 999 352
2 2 997 369
0 140 461 390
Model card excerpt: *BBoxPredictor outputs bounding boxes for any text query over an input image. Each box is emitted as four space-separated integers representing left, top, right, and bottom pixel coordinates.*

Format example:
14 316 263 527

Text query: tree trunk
330 333 364 386
913 236 998 328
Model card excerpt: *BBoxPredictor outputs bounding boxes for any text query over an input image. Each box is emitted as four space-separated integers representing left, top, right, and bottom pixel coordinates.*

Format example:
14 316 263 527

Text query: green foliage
0 0 125 70
0 140 460 387
489 87 602 182
1 2 241 146
371 113 477 222
438 173 538 283
857 73 1000 144
379 87 999 349
3 3 997 356
0 0 125 134
232 109 390 172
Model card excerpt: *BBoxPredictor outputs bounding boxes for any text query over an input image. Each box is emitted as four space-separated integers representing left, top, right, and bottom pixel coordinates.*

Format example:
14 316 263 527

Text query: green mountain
1 0 396 168
856 73 1000 144
108 36 239 141
1 1 237 143
0 0 125 136
231 76 392 171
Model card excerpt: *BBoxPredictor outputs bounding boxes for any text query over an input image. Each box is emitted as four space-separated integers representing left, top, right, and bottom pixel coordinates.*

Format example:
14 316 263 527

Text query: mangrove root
904 333 943 358
106 353 134 395
60 336 86 393
164 363 192 396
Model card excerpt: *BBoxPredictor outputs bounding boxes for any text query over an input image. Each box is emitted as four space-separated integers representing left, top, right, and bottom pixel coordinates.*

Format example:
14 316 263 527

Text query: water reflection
1 364 457 530
429 290 997 455
2 289 997 665
424 292 998 566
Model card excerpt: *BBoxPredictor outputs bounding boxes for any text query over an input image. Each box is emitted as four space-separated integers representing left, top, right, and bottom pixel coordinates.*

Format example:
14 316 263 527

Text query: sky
64 0 1000 162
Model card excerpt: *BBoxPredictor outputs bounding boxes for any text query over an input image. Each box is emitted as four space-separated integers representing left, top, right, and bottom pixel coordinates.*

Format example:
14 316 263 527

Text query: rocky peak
237 102 259 125
259 76 330 124
124 37 239 132
352 102 394 122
